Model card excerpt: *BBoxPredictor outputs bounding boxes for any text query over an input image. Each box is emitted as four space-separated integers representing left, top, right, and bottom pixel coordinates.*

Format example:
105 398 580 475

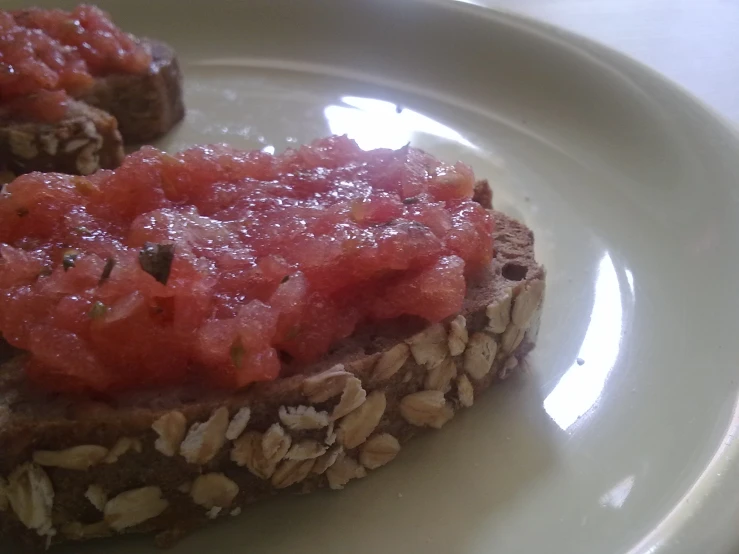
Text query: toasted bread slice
0 100 124 177
80 40 185 145
0 211 544 550
0 39 184 177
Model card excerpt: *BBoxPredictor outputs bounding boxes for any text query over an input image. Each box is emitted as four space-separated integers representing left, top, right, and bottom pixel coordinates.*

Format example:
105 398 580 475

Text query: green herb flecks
230 339 246 369
402 196 419 205
99 258 116 285
138 242 175 285
281 274 290 284
285 325 301 341
150 296 175 324
62 249 79 272
16 207 28 217
89 301 108 319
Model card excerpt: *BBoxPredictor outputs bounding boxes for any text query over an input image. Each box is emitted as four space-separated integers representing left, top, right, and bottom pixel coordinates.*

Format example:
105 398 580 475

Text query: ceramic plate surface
6 1 739 553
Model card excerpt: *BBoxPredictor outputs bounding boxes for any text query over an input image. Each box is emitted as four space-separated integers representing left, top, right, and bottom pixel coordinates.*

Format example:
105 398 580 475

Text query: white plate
9 1 739 553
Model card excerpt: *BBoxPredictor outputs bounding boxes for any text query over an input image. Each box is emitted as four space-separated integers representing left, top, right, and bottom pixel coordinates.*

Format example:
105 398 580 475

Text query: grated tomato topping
0 136 494 393
0 4 151 123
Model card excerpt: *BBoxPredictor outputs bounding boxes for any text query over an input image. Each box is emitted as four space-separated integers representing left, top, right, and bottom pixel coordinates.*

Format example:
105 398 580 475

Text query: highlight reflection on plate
324 96 478 151
543 253 632 431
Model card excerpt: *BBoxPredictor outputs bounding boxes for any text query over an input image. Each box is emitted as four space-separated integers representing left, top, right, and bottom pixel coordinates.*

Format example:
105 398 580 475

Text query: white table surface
485 0 739 125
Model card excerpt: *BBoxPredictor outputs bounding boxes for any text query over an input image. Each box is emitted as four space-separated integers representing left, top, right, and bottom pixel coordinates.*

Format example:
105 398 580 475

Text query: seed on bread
261 423 291 462
330 376 366 421
33 445 108 471
424 357 457 392
191 473 239 510
525 306 543 345
338 391 387 449
325 453 366 490
346 353 381 375
359 434 400 469
63 138 90 153
104 437 142 464
371 343 411 382
38 134 58 156
312 446 343 475
152 411 187 457
464 332 498 380
448 315 469 356
6 464 54 536
271 459 316 489
231 432 275 479
104 486 168 531
225 406 252 441
325 422 337 446
81 120 98 140
456 375 475 408
406 323 449 369
85 485 107 512
232 426 292 481
8 130 38 159
278 405 330 430
180 407 229 465
302 365 351 403
76 142 101 175
285 440 327 461
400 391 454 429
511 280 545 328
501 325 526 354
486 289 513 334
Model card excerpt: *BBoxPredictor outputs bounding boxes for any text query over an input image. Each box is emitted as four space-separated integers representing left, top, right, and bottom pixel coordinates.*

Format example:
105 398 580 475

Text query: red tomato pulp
0 5 150 123
0 136 494 393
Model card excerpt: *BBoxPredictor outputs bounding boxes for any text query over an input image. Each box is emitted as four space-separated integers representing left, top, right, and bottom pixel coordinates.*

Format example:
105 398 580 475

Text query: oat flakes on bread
0 99 124 177
0 149 545 549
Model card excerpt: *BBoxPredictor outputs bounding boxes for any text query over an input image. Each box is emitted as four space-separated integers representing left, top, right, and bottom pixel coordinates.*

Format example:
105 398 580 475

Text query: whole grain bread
0 100 124 177
80 40 185 145
0 39 184 178
0 210 545 551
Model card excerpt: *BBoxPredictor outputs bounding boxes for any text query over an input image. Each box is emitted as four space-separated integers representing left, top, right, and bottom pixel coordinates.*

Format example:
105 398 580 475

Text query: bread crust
80 40 185 145
0 211 544 550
